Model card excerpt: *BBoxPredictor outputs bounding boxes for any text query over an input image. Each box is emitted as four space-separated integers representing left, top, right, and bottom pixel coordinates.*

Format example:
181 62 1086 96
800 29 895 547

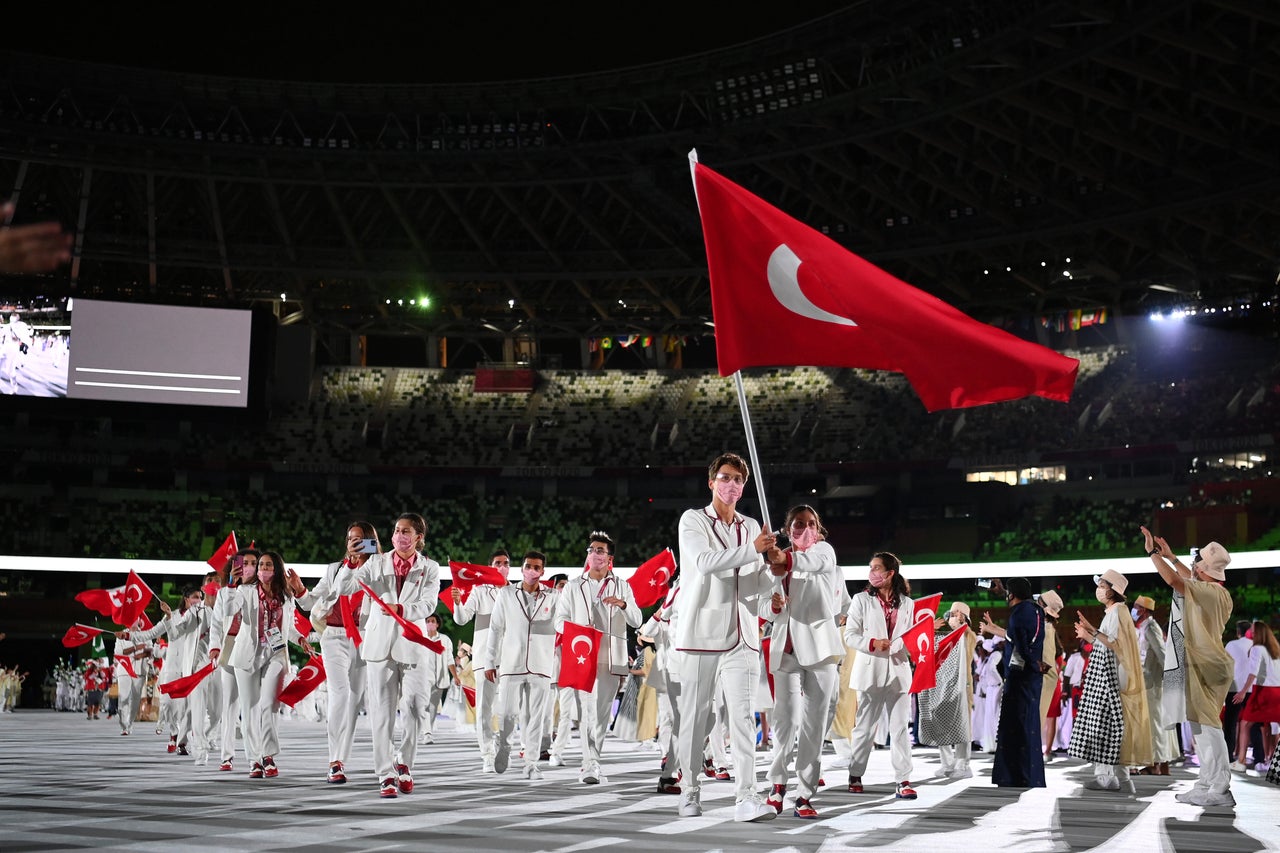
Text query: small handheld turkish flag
114 570 154 627
358 582 444 653
339 592 364 647
159 662 216 699
206 531 238 573
935 626 968 666
75 586 123 618
62 624 105 648
461 684 477 709
904 615 937 693
448 561 509 591
278 655 326 707
293 607 312 639
626 548 677 608
913 593 944 623
558 621 602 692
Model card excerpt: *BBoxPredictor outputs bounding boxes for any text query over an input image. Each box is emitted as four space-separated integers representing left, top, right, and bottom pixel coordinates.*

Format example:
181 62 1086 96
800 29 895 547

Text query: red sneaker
714 767 730 781
380 777 398 798
167 737 177 754
396 763 413 794
793 798 820 819
896 781 917 800
328 762 347 784
219 759 233 772
249 763 264 779
766 783 786 813
848 775 864 794
703 759 716 778
263 757 278 778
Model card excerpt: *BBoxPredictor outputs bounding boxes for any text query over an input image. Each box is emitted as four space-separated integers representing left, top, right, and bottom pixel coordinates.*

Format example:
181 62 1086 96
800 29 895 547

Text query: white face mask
1095 585 1108 604
1130 606 1142 622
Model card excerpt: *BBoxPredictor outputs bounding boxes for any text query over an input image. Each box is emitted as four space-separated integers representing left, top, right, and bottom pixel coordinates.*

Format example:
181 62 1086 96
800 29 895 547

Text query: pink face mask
713 480 744 505
522 568 543 586
586 552 611 572
791 527 819 550
391 532 414 553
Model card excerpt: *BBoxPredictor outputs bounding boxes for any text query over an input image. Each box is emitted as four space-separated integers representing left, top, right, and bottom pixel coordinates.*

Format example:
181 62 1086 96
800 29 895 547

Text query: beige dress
1112 606 1153 767
1039 625 1059 723
1182 578 1234 728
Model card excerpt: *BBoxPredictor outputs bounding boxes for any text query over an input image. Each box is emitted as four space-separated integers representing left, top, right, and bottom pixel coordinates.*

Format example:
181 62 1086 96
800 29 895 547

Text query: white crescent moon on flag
653 567 670 585
125 585 143 603
917 634 930 653
455 567 479 582
108 589 125 607
767 243 857 327
298 664 320 681
570 634 595 655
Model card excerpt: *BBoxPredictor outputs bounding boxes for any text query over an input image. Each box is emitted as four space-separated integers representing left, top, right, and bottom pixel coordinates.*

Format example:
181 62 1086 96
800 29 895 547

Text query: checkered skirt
918 632 967 747
1069 645 1124 765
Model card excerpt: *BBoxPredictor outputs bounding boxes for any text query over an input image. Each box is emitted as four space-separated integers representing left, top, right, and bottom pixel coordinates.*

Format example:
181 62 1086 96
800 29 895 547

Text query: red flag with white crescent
62 623 106 648
75 585 124 618
159 662 216 699
461 684 476 709
115 570 154 627
558 621 602 692
626 548 677 608
278 655 326 707
206 530 239 573
114 655 138 679
339 592 364 646
904 615 937 693
935 626 968 666
292 607 312 639
912 593 944 623
448 561 509 591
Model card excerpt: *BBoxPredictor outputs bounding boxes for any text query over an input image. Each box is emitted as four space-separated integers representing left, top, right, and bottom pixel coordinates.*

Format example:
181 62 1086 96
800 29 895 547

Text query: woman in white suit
842 552 918 799
761 505 844 819
335 512 441 799
211 549 307 779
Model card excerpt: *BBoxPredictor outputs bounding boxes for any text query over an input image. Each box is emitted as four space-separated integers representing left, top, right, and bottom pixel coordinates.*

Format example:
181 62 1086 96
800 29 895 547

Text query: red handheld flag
904 615 937 694
461 684 477 709
339 592 364 647
691 156 1079 412
448 561 509 590
62 624 106 648
206 531 239 572
278 655 326 707
935 626 968 666
558 621 602 692
357 582 444 653
114 655 138 679
627 548 677 608
115 570 154 627
438 586 468 614
913 593 944 623
293 607 312 639
75 586 124 618
159 662 216 699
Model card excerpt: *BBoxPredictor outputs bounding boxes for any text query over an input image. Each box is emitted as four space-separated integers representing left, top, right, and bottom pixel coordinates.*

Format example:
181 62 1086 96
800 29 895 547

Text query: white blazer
218 583 304 672
842 588 915 691
164 604 213 680
554 573 642 676
454 584 502 671
760 541 844 669
674 505 769 653
485 584 560 678
335 551 441 665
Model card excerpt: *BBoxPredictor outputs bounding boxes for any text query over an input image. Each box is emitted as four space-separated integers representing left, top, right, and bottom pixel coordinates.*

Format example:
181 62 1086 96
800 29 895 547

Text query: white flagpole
732 370 772 534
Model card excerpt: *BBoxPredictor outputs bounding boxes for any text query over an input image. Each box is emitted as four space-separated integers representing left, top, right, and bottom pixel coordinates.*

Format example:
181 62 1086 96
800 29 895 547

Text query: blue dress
992 600 1046 787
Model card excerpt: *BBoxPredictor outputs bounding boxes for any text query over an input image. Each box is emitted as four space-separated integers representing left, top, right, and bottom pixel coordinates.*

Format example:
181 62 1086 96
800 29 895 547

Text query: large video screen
0 298 254 408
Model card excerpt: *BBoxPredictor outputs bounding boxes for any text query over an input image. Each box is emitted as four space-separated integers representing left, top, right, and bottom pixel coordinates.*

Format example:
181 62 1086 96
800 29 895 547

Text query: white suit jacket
485 584 560 677
674 505 769 653
454 584 501 671
336 551 440 665
217 584 304 672
760 541 844 669
164 604 212 680
554 573 642 676
842 588 915 691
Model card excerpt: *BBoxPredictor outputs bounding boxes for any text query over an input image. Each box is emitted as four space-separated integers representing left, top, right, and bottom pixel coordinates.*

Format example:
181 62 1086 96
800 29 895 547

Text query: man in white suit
842 552 918 799
484 550 560 781
673 452 777 823
453 548 509 773
554 531 643 784
336 512 440 799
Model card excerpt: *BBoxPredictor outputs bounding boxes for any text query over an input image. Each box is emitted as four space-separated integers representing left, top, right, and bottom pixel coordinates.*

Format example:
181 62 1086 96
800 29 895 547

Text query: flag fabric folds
690 154 1080 412
292 607 312 640
206 530 238 573
912 593 944 623
61 624 106 648
116 570 153 627
558 621 602 692
75 586 124 619
159 662 216 699
903 615 937 694
448 561 509 591
339 592 364 646
278 655 326 707
357 582 444 653
626 548 677 608
461 684 477 709
935 626 968 666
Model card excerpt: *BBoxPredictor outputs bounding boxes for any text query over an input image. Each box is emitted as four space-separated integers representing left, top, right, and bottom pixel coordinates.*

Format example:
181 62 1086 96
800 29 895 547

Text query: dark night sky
14 2 853 84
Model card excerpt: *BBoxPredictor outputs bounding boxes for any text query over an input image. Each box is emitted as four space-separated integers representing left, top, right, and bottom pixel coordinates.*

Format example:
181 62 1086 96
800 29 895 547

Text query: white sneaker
1178 789 1236 807
1228 761 1247 772
523 764 543 780
548 754 564 767
734 796 778 823
580 764 604 784
678 789 702 817
482 758 496 774
949 766 974 779
1083 778 1120 791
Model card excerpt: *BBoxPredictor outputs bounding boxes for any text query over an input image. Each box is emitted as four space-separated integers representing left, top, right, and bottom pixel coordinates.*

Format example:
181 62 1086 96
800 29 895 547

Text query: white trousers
116 672 143 734
496 673 551 769
1190 721 1231 794
849 683 913 783
472 667 498 759
581 665 622 770
320 629 366 766
234 647 288 762
656 682 680 776
366 659 415 780
550 684 580 760
398 660 434 753
217 664 241 762
676 643 761 802
767 654 839 799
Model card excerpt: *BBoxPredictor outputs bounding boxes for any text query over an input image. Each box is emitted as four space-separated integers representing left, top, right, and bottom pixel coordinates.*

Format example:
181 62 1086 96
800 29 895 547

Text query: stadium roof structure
1 0 1277 344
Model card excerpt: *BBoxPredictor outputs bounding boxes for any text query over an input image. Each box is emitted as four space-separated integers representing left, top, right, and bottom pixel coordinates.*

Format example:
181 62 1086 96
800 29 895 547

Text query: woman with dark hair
336 512 441 799
918 602 978 778
212 549 308 779
295 521 379 784
761 505 843 818
842 552 918 799
1235 621 1280 774
212 548 258 771
1070 569 1151 793
989 577 1046 787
